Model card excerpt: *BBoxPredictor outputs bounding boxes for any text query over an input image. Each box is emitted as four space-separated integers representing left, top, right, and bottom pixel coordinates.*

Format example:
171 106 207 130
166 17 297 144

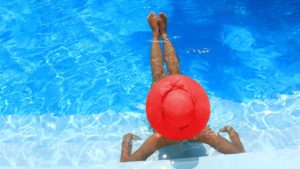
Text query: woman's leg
158 13 181 75
148 12 166 84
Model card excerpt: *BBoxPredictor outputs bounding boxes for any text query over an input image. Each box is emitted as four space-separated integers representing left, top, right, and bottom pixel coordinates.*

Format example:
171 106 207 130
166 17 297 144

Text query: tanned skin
120 12 245 162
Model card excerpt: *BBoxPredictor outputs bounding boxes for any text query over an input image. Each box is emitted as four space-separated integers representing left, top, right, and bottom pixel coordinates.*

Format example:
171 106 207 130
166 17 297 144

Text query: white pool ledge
115 148 300 169
0 148 298 169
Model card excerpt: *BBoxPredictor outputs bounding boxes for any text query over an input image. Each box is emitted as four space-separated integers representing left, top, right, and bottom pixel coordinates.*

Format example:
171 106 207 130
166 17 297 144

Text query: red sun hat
146 75 210 141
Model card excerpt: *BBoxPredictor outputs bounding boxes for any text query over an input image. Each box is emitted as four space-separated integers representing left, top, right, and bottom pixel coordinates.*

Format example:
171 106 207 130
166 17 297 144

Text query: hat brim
146 75 210 141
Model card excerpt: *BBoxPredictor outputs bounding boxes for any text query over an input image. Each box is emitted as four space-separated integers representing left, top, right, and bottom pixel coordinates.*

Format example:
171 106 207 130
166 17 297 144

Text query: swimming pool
0 0 300 167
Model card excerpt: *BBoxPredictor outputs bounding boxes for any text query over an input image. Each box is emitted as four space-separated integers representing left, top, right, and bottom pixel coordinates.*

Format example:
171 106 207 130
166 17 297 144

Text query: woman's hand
218 125 245 153
120 133 141 162
122 133 141 143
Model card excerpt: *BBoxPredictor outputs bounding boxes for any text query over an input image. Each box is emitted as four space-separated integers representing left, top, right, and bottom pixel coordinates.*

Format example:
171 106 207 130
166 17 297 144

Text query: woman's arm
120 133 178 162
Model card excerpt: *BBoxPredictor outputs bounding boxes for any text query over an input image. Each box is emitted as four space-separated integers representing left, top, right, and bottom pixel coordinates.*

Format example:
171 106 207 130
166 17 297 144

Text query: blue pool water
0 0 300 167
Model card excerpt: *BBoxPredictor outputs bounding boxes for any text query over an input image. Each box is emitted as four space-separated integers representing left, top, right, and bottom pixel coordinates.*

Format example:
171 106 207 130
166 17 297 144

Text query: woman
120 12 245 162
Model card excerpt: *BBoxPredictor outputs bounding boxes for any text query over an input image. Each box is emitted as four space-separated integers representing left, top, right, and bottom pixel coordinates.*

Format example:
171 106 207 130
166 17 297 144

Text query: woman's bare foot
148 12 159 38
157 12 168 37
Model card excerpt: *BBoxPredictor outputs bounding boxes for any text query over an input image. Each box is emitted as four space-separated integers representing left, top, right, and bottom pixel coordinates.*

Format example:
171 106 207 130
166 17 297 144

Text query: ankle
152 32 159 39
161 34 168 40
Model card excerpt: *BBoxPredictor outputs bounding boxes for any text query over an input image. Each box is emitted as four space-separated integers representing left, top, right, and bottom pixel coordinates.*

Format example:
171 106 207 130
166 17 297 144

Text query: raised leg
148 12 166 85
158 13 180 75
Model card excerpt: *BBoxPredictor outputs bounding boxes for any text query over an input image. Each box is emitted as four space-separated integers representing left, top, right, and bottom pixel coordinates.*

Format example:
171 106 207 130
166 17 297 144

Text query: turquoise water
0 0 300 167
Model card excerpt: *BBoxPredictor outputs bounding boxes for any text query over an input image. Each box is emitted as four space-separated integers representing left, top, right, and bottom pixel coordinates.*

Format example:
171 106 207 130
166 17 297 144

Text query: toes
148 12 157 26
158 12 167 21
148 12 156 20
157 12 167 29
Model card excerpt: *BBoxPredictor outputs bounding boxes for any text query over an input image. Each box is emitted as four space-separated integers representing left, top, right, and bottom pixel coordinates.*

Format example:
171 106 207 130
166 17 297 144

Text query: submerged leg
158 12 180 75
148 12 166 84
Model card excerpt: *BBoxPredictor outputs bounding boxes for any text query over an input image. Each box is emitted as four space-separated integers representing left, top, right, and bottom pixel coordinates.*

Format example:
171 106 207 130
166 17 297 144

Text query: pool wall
115 148 300 169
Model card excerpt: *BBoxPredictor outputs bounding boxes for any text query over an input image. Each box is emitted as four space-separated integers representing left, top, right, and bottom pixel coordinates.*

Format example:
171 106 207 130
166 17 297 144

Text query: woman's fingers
219 125 232 133
132 134 142 140
123 133 141 141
